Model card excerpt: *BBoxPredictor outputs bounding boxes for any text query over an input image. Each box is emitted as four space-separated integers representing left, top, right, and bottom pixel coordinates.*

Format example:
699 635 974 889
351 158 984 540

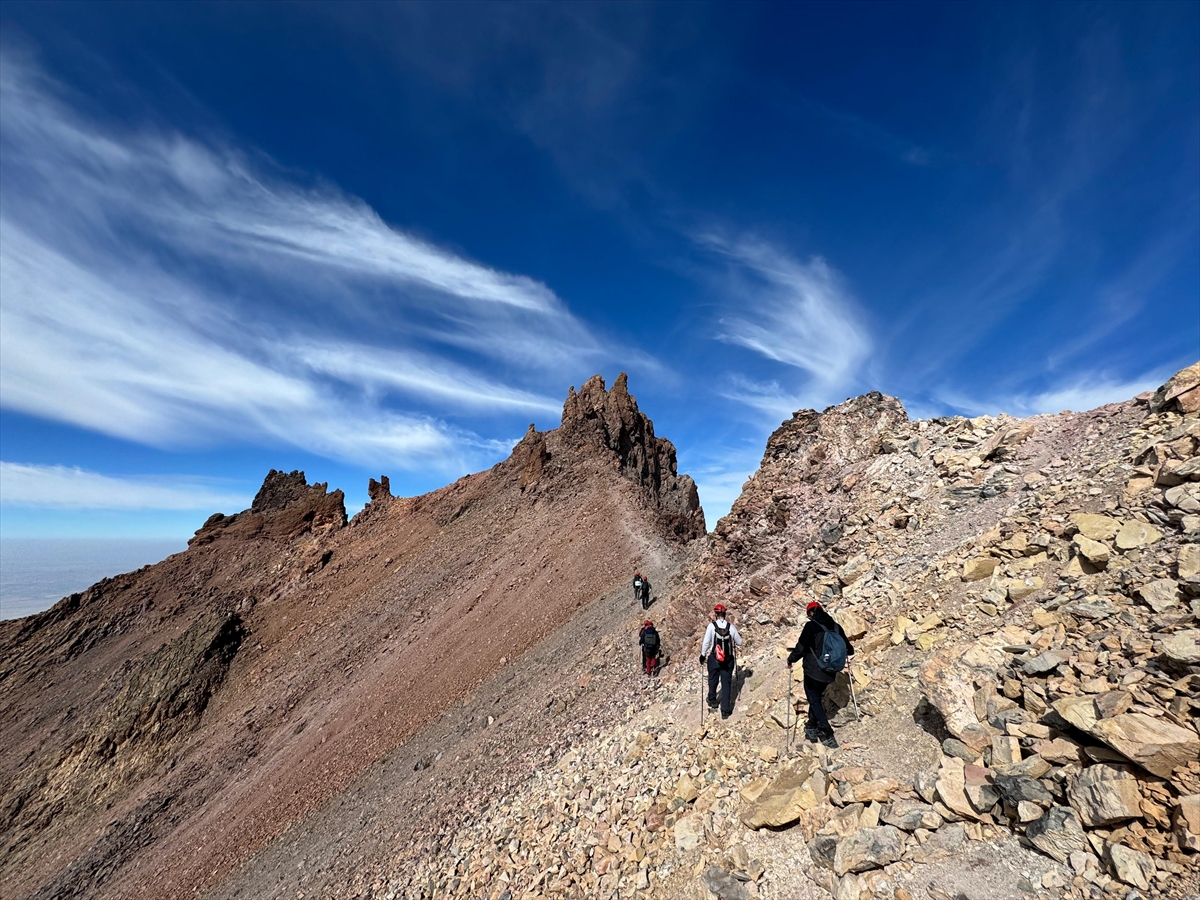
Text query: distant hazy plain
0 539 185 620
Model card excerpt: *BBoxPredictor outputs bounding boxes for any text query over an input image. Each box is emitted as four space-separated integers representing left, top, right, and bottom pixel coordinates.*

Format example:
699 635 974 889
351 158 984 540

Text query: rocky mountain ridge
363 363 1200 900
0 374 702 900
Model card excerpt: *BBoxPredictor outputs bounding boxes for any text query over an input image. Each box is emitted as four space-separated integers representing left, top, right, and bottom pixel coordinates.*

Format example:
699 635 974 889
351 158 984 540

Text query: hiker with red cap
699 603 743 719
639 619 661 675
787 600 854 748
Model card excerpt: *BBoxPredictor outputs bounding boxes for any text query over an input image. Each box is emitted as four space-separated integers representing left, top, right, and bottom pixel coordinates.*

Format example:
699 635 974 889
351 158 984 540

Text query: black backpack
642 626 660 652
713 622 734 665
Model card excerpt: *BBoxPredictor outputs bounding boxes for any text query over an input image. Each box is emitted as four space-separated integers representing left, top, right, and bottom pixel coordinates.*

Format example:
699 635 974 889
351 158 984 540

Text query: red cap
643 619 653 627
806 601 821 612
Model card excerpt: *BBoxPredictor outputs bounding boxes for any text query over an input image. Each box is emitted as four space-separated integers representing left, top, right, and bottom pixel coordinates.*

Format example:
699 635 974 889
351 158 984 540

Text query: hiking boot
720 710 731 720
803 725 820 743
707 700 719 710
819 730 839 749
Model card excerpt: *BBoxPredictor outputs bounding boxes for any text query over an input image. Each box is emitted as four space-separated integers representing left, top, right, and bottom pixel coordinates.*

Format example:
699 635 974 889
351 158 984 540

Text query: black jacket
786 608 854 683
639 625 660 652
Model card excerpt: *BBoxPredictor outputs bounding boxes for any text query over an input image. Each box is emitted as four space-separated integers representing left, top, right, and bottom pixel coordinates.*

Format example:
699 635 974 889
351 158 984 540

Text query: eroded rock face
1 613 243 859
559 373 704 539
190 469 347 545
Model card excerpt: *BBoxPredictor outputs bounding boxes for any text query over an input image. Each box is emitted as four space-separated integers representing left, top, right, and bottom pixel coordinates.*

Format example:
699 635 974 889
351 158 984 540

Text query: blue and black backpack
813 622 849 675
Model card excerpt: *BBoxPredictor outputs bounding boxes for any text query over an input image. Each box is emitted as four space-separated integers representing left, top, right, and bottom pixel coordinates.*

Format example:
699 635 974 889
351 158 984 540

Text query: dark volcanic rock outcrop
189 468 346 546
559 373 704 540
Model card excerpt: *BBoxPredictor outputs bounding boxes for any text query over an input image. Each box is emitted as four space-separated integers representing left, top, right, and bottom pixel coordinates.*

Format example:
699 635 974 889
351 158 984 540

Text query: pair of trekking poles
783 666 860 755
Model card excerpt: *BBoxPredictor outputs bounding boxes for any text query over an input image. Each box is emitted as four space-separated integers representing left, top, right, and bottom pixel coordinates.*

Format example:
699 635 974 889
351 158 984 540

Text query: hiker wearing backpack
633 572 651 609
786 600 854 748
699 603 743 719
639 619 661 676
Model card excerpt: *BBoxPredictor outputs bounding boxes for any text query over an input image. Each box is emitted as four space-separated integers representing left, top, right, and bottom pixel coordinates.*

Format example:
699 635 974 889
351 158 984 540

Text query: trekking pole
785 670 792 756
849 669 861 721
699 661 705 727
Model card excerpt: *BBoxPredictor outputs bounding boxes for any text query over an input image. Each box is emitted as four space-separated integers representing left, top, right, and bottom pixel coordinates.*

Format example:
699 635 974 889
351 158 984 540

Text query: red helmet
643 619 653 627
714 603 727 615
806 601 821 613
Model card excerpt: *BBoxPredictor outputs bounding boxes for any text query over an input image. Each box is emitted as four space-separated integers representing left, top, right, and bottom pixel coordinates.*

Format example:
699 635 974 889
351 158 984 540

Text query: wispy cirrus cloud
0 49 601 472
932 366 1177 418
695 235 872 420
0 462 252 511
704 237 871 386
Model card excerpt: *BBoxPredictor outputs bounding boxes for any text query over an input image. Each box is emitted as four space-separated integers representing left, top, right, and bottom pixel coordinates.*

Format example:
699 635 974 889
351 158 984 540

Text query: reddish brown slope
0 373 702 900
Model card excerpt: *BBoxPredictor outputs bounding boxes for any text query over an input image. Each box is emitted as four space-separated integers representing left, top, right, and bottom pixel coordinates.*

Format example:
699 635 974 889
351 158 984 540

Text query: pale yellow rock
1071 513 1120 541
934 757 978 820
1018 801 1042 822
1007 576 1044 601
1179 545 1200 579
675 775 699 803
739 762 818 829
962 556 999 581
1115 520 1163 550
839 611 867 641
999 532 1028 554
1063 555 1089 577
991 734 1021 766
1031 608 1059 628
1073 535 1110 568
1124 475 1155 495
916 630 944 651
674 813 703 851
759 746 779 763
1091 713 1200 779
891 617 914 645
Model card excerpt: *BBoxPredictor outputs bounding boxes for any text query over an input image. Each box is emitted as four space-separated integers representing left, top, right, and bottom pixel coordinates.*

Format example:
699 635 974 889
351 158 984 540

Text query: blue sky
0 1 1197 538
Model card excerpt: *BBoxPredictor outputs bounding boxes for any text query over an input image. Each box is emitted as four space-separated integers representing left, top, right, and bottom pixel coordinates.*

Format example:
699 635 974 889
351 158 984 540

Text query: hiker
699 603 743 719
633 572 651 609
786 600 854 749
639 619 661 675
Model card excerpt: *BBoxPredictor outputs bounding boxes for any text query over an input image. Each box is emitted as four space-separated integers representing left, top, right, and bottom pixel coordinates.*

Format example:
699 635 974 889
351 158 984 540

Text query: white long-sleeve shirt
701 618 743 656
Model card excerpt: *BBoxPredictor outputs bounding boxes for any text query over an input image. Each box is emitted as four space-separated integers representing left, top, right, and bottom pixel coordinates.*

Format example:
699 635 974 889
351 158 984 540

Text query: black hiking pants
804 676 832 733
707 657 734 716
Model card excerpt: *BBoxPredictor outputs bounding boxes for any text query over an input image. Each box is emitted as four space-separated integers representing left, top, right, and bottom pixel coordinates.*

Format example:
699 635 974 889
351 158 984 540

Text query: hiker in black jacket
633 572 651 609
786 600 854 748
639 619 661 675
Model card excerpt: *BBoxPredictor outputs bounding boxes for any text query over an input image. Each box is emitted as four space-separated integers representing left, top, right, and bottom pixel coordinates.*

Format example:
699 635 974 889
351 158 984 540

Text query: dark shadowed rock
560 373 704 539
367 475 393 503
1026 807 1088 862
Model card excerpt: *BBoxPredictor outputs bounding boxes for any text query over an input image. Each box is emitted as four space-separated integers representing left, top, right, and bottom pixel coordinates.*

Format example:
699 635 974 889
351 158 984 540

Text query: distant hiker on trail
633 572 651 609
639 619 661 676
786 600 854 749
699 603 743 719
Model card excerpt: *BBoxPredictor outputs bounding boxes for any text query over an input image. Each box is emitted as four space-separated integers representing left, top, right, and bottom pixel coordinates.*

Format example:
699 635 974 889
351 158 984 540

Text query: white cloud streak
706 238 872 387
0 50 600 470
934 367 1175 418
0 462 251 511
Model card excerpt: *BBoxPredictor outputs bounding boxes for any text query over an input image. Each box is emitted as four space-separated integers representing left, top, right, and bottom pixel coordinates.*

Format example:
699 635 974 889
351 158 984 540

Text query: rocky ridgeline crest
190 468 347 545
526 372 704 540
384 363 1200 900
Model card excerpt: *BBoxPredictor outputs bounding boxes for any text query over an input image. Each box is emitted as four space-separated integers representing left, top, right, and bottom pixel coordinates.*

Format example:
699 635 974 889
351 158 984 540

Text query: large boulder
1026 807 1088 863
1090 713 1200 778
1161 629 1200 666
1149 361 1200 415
808 826 906 876
1070 513 1120 542
1066 764 1142 827
919 652 992 752
740 761 818 829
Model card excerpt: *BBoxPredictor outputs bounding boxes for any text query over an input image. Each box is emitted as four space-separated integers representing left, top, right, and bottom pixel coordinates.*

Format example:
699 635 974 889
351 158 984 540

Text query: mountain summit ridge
0 374 702 900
